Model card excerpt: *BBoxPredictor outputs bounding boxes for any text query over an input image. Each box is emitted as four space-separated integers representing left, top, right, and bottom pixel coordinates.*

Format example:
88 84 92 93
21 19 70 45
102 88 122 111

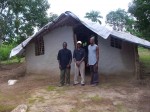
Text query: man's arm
57 58 60 65
87 45 89 66
66 51 72 68
79 49 85 64
73 50 80 67
96 46 99 64
57 50 61 69
73 50 76 62
68 50 72 66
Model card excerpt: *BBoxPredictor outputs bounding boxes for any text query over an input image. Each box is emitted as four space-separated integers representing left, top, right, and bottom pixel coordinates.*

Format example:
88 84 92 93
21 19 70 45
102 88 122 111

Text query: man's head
90 36 95 45
63 42 67 49
77 41 82 48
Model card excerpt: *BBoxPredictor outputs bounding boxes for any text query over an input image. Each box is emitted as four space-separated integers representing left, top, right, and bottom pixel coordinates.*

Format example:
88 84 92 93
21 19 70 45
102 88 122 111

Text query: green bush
0 44 14 61
138 47 150 68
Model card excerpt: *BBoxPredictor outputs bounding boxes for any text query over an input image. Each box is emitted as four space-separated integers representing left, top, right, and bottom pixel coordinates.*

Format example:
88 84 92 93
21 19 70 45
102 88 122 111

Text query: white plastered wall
25 26 75 75
98 36 135 75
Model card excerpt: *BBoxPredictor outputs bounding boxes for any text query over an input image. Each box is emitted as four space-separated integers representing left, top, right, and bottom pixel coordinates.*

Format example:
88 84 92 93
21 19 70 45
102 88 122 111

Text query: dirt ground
0 63 150 112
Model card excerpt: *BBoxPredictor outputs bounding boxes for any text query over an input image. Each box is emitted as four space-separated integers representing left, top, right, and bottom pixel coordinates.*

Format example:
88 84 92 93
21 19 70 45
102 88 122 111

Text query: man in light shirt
88 37 99 86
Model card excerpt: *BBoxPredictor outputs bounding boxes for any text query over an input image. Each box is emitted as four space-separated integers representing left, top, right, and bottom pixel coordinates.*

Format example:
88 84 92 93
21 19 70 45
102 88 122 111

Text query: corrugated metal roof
111 31 150 48
65 11 112 39
10 11 150 57
67 11 150 48
9 36 33 58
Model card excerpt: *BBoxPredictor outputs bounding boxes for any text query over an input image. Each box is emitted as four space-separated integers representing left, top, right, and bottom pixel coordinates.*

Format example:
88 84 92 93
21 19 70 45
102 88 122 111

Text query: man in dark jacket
57 42 72 86
73 41 86 86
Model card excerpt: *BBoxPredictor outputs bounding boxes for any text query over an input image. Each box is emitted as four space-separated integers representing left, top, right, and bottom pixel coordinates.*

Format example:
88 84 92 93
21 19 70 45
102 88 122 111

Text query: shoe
91 83 98 87
66 84 70 86
81 84 85 86
73 83 79 86
73 84 77 86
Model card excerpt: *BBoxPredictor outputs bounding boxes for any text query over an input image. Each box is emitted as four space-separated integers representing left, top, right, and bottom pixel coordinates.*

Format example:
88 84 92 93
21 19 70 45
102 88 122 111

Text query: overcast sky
48 0 132 25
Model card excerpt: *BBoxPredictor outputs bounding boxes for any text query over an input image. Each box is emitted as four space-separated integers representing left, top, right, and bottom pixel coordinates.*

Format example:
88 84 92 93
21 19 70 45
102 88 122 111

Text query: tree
128 0 150 40
85 10 103 24
0 0 51 44
49 13 58 22
106 9 135 31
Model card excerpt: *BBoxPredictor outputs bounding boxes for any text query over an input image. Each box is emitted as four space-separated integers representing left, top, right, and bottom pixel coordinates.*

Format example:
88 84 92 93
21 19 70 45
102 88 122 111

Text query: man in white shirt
88 36 99 86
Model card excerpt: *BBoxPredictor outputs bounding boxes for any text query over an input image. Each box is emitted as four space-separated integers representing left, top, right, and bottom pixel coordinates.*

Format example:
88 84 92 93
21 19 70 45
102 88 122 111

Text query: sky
47 0 132 25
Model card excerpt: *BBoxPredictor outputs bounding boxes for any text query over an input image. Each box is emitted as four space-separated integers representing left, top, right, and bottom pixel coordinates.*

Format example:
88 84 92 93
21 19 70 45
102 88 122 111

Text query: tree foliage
49 13 58 22
128 0 150 40
85 10 103 24
106 9 135 31
0 0 51 44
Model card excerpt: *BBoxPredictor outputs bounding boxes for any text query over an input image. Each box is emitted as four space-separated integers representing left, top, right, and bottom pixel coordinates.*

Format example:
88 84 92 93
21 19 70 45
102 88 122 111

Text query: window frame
110 37 122 49
35 36 45 56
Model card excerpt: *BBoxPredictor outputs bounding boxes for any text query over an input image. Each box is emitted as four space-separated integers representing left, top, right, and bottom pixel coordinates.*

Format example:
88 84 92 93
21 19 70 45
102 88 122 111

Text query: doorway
73 25 98 74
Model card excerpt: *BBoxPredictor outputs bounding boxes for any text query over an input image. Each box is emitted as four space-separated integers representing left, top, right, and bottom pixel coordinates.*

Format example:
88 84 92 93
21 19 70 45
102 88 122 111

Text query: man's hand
86 63 89 67
59 65 61 69
95 62 98 68
67 64 70 68
76 61 80 67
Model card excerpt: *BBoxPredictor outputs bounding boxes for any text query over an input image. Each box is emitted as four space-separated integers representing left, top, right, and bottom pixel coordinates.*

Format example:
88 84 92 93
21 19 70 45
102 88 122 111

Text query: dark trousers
60 68 70 85
90 64 99 84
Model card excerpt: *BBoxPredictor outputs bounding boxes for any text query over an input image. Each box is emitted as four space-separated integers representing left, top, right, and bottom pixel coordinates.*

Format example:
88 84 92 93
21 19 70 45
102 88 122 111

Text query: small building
10 11 150 77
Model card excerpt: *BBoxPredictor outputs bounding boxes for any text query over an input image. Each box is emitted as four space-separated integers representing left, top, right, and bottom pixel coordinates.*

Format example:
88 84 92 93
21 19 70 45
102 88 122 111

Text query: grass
0 91 29 112
0 94 4 101
71 100 86 112
116 104 128 112
46 85 56 91
138 47 150 69
99 83 112 89
0 105 15 112
1 57 25 64
0 92 14 102
70 108 78 112
28 96 45 104
36 96 45 103
70 94 110 112
46 85 68 94
28 98 37 104
90 94 104 103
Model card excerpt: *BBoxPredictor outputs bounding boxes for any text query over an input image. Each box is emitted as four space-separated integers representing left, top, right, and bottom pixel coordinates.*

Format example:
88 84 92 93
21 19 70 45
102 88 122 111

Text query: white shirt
88 44 97 65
